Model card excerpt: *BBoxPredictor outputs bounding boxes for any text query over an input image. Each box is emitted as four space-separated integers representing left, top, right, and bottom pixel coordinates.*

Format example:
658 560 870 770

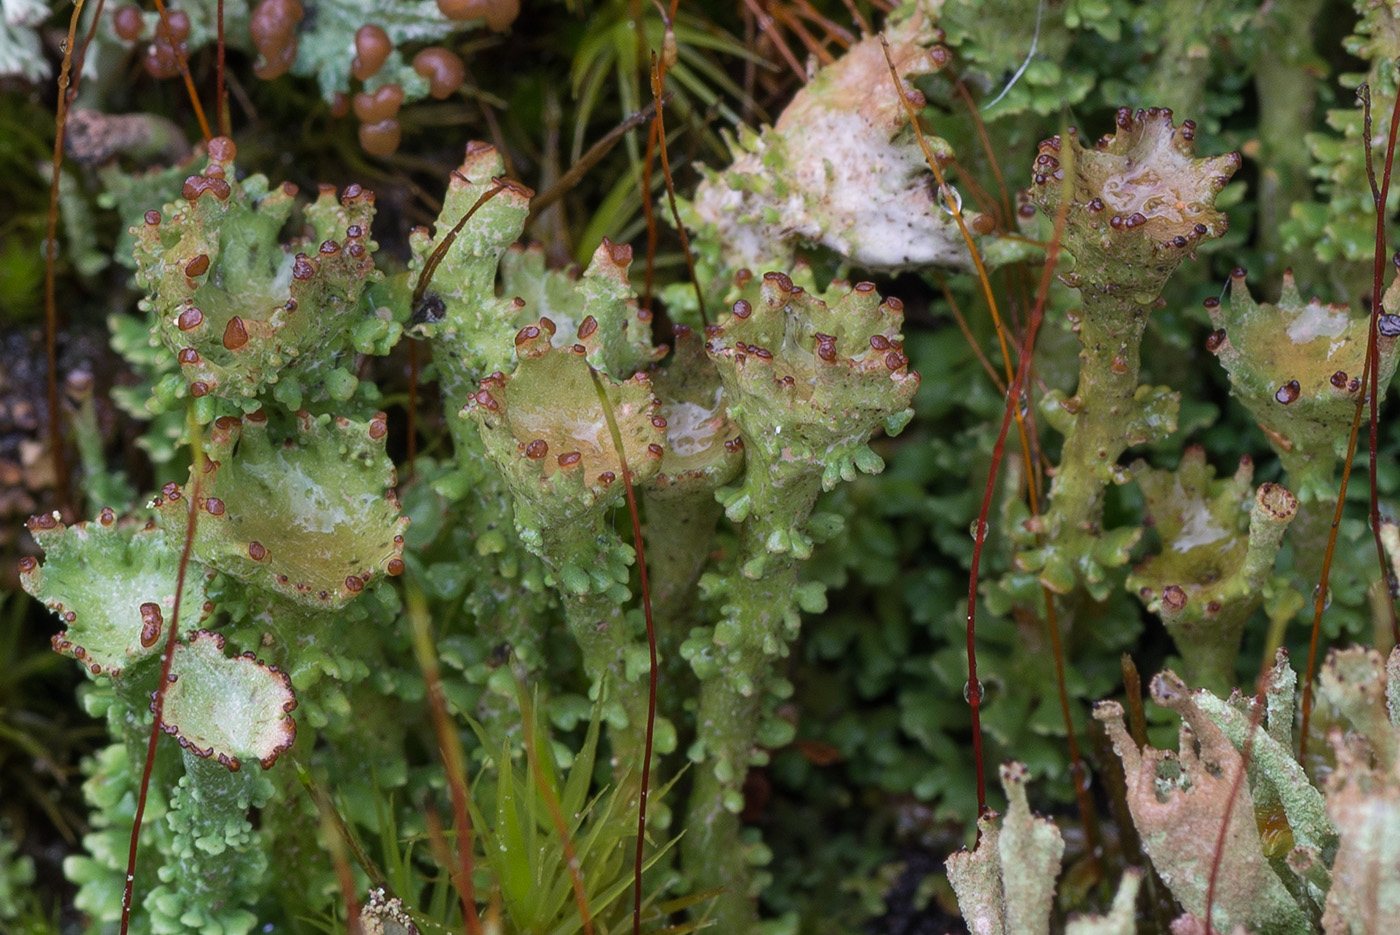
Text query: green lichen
1126 448 1300 691
132 138 388 413
153 410 408 610
20 509 210 677
1208 271 1400 503
683 270 918 927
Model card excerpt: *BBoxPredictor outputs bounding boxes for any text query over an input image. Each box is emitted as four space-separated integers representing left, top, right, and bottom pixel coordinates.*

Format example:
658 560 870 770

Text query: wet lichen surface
10 1 1400 934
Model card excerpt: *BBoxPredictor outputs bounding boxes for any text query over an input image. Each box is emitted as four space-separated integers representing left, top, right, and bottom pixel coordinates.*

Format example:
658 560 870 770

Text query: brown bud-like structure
249 0 303 79
413 47 466 99
351 24 392 81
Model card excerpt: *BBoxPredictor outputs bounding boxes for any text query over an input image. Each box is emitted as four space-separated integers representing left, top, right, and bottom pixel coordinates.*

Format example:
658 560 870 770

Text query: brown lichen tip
160 629 297 772
461 323 664 536
152 412 407 610
1032 107 1240 291
20 510 212 677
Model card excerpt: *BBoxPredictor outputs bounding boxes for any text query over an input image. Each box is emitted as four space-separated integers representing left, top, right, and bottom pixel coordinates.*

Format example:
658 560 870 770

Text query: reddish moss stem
151 0 212 142
649 52 706 326
588 366 659 935
43 0 88 521
962 178 1069 817
121 418 203 935
406 582 483 935
1300 83 1400 756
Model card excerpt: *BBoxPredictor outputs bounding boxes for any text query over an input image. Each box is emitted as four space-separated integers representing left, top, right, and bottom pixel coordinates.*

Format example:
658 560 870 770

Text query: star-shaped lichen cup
134 137 387 409
1031 107 1240 300
645 324 744 501
20 508 211 677
462 321 664 581
704 272 919 561
1207 269 1400 501
154 409 407 610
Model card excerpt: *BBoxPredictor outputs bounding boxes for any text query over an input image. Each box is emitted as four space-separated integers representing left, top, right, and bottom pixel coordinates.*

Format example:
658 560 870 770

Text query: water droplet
938 184 963 217
1312 584 1332 611
969 519 988 541
963 679 983 704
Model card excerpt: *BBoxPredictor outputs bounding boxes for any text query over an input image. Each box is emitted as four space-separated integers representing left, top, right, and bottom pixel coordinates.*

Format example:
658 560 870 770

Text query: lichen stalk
680 273 917 928
1023 109 1238 602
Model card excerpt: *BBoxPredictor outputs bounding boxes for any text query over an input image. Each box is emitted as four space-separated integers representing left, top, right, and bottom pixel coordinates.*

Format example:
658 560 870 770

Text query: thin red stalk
69 0 109 96
406 583 483 935
151 0 212 143
216 0 227 135
649 53 707 326
1301 83 1400 754
422 802 466 918
121 421 203 935
517 689 594 935
882 36 1076 817
931 274 1006 393
642 116 660 312
406 339 419 482
954 79 1015 225
587 366 659 935
835 0 871 35
878 38 1018 387
44 0 87 521
293 758 391 893
769 6 835 65
1203 677 1267 935
1355 86 1400 644
1041 595 1100 872
315 787 365 935
413 183 510 308
961 197 1066 815
791 0 856 47
739 0 807 81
